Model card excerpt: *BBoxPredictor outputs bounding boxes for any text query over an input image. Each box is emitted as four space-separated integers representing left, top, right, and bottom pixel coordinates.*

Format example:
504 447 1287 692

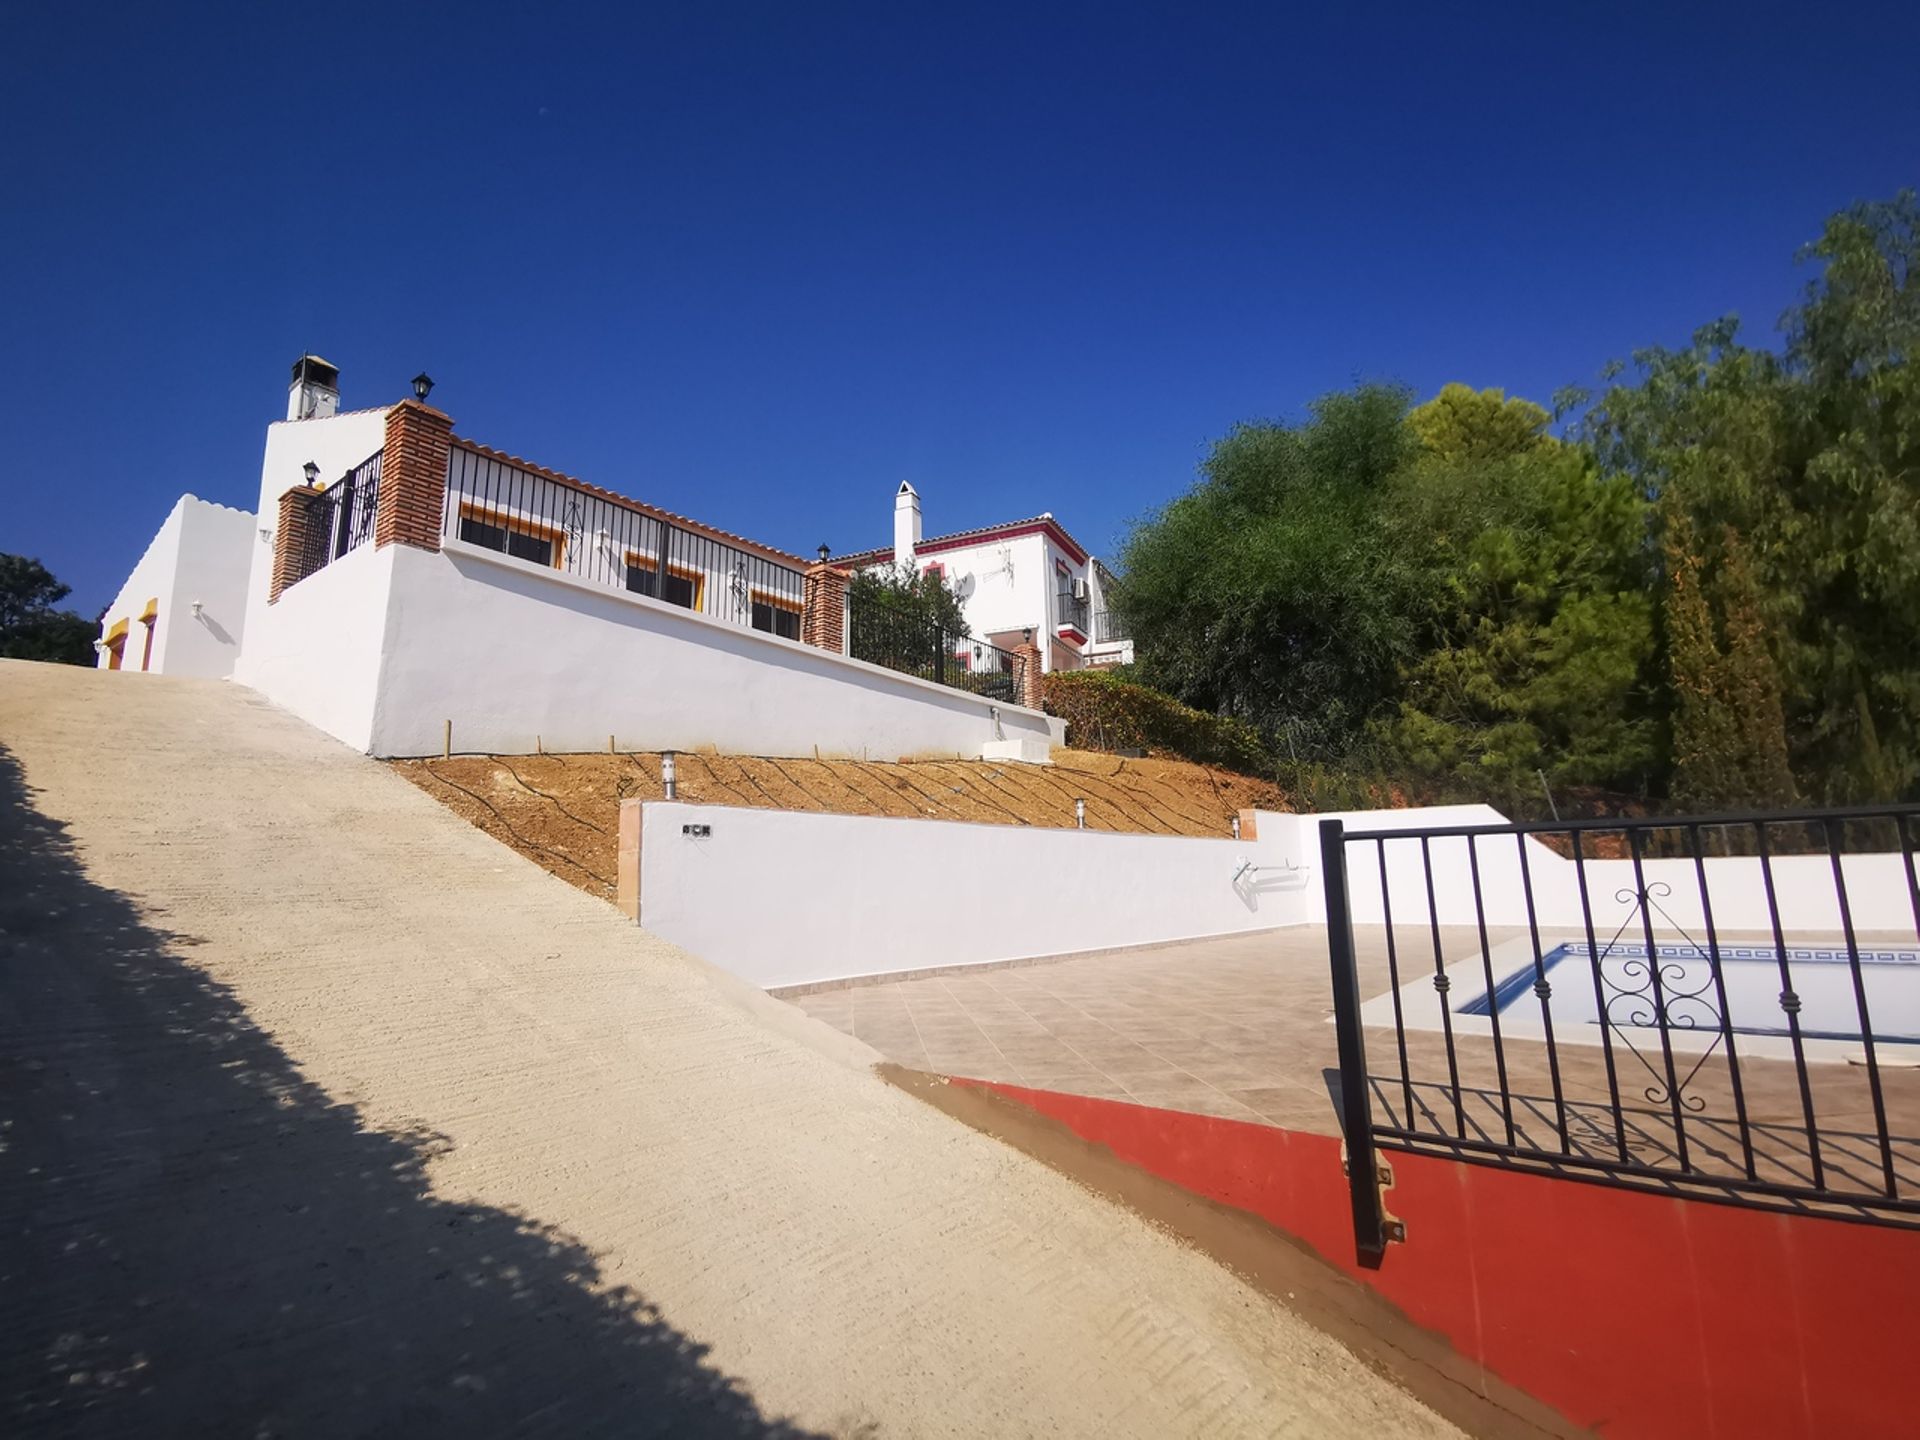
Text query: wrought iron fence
1093 609 1129 644
846 592 1025 702
1322 805 1920 1253
442 443 807 637
289 450 382 589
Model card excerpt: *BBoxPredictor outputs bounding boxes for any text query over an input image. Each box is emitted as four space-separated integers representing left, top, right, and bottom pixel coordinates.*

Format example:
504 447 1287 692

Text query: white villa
833 483 1133 673
93 356 1070 764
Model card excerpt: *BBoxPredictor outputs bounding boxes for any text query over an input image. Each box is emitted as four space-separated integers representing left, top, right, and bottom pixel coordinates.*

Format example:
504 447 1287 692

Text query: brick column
1013 632 1044 710
616 798 643 922
269 485 321 604
802 562 849 652
376 399 455 552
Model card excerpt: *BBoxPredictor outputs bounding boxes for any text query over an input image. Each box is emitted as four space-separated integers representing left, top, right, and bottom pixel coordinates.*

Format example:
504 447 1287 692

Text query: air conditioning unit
1070 577 1090 601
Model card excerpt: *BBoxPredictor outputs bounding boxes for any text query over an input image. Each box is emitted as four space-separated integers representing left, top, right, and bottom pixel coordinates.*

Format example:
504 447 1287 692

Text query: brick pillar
616 798 643 922
1013 633 1044 710
269 485 321 604
376 399 455 552
802 562 849 652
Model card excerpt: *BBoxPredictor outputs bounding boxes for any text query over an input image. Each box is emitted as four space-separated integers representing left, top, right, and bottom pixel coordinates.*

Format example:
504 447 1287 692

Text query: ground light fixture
412 372 434 403
1075 798 1086 829
662 751 677 799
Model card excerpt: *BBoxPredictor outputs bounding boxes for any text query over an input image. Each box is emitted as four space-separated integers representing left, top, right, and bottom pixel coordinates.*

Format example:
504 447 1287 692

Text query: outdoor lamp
412 372 434 402
818 544 831 563
1023 626 1033 644
662 751 677 800
303 460 320 487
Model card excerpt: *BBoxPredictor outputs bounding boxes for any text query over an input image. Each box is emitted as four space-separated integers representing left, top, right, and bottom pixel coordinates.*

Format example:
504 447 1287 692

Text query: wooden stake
536 735 543 755
443 719 451 759
609 734 616 754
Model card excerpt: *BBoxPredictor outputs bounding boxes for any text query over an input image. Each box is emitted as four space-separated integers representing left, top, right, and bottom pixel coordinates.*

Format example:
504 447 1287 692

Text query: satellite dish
954 572 977 600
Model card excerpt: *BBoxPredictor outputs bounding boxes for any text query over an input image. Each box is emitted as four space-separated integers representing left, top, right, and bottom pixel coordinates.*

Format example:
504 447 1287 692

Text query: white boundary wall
631 801 1917 991
241 539 1062 760
636 800 1308 989
97 496 255 678
1277 807 1916 937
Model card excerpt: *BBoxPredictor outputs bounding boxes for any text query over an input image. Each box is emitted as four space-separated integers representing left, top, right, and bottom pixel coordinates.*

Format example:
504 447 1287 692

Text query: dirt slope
395 747 1289 900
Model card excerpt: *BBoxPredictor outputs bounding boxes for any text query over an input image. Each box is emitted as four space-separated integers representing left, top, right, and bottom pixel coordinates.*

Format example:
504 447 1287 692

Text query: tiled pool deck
786 926 1920 1204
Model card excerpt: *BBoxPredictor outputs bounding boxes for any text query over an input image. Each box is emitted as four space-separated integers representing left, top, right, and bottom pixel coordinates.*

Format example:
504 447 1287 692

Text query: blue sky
4 2 1917 613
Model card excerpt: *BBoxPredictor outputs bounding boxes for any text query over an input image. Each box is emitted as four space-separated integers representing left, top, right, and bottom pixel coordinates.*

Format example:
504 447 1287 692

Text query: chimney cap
290 354 339 388
897 481 917 497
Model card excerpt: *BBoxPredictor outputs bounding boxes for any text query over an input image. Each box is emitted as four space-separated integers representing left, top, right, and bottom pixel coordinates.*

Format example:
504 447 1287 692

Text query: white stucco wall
238 407 393 679
359 540 1059 760
635 800 1307 989
232 540 394 752
96 495 255 678
1281 806 1916 936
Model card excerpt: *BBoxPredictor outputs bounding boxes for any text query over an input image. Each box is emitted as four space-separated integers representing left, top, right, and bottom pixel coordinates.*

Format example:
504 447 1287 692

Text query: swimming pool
1362 937 1920 1062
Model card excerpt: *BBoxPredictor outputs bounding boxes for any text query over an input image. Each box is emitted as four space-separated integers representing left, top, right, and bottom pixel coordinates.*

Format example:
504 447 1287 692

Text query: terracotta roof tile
835 514 1091 567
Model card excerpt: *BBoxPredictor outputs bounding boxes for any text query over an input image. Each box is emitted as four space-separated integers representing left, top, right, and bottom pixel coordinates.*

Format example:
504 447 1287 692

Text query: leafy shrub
1041 670 1271 776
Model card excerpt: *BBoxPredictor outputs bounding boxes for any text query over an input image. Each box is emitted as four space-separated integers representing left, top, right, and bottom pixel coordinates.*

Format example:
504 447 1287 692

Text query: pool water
1461 941 1920 1046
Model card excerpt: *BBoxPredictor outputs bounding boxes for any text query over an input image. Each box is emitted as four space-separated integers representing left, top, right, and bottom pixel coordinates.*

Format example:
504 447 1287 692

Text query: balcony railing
443 444 806 638
1056 590 1090 635
287 449 382 591
1093 609 1129 644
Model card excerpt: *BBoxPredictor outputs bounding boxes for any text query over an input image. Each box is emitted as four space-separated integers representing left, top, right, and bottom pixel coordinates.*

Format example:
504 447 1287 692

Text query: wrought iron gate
1321 806 1920 1258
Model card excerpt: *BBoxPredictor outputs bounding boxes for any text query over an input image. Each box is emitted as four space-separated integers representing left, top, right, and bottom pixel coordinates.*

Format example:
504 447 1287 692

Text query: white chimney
287 354 340 421
893 481 922 567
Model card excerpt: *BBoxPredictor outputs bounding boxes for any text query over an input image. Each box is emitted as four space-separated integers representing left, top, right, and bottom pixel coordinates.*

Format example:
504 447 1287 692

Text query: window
662 570 699 610
623 552 701 610
460 513 555 567
751 597 801 640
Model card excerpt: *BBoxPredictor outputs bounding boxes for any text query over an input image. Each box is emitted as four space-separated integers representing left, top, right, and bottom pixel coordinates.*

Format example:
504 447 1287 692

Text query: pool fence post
1322 817 1393 1263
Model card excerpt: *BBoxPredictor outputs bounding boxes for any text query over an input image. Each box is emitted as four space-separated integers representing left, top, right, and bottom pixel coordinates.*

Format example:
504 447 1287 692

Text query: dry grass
394 747 1290 901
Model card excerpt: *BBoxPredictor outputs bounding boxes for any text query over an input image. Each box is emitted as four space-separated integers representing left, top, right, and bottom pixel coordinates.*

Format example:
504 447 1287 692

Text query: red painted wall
961 1079 1920 1439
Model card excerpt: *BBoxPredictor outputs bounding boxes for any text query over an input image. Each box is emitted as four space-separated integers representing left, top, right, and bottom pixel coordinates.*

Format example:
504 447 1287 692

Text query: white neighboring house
833 482 1134 672
95 494 255 677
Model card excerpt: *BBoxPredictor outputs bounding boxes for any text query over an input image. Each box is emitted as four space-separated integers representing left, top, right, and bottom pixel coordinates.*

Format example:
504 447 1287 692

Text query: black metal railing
846 593 1025 702
443 444 807 637
289 449 382 589
1322 805 1920 1254
1055 588 1089 635
1093 609 1129 644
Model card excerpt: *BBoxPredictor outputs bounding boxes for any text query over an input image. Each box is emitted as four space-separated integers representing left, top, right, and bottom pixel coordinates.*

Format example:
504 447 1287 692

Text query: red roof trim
840 517 1090 568
449 437 809 570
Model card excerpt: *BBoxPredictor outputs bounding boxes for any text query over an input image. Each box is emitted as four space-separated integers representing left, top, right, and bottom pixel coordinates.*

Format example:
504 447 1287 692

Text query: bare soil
393 747 1290 902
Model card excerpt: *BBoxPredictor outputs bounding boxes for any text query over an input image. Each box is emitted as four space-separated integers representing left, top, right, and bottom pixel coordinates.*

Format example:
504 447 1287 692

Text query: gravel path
0 660 1455 1439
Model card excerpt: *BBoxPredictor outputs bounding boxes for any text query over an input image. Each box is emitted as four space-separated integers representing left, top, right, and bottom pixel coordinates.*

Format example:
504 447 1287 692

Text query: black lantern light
817 544 831 563
303 460 320 487
412 372 434 403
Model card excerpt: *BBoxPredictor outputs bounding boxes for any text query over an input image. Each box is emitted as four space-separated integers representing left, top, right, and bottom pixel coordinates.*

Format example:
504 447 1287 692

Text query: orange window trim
749 588 801 614
623 552 706 609
458 502 567 569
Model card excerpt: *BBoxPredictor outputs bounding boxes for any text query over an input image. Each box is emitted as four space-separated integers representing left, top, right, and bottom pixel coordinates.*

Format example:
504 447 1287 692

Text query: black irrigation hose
497 757 611 837
418 763 613 889
762 757 840 813
930 761 1032 825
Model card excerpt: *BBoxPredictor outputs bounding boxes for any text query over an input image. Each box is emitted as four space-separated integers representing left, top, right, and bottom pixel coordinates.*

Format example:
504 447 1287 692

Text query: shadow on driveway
0 742 824 1438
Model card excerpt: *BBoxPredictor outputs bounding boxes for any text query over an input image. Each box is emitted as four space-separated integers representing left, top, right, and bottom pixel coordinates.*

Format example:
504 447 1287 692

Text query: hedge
1040 670 1271 776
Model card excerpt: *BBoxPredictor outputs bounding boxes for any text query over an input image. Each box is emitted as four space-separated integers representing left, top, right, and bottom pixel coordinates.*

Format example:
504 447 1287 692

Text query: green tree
848 560 971 636
0 554 97 665
1582 192 1920 802
1662 515 1796 811
1114 385 1425 754
1374 390 1658 801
